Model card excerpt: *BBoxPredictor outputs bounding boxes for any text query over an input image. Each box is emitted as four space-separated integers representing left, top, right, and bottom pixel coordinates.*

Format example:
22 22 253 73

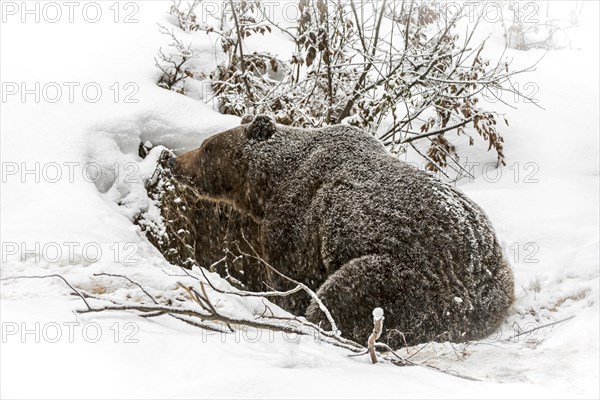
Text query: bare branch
238 234 341 336
368 308 384 363
1 275 91 310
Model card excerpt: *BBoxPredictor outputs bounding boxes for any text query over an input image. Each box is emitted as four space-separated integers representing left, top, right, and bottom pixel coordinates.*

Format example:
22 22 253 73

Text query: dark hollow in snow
143 115 515 349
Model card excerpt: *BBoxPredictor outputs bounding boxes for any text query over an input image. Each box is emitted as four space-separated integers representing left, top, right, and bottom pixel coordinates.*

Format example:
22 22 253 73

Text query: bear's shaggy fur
139 166 265 291
171 115 514 347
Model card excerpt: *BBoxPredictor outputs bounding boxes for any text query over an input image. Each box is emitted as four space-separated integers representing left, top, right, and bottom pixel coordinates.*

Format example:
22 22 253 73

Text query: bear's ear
240 114 254 124
246 114 276 141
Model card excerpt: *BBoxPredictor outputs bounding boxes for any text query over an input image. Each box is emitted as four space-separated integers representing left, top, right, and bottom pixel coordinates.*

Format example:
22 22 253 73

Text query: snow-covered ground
1 1 598 398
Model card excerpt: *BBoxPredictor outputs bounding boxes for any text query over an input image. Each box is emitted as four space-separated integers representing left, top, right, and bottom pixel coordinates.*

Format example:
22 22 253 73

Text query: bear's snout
168 148 202 183
169 157 191 181
167 156 185 179
167 157 177 170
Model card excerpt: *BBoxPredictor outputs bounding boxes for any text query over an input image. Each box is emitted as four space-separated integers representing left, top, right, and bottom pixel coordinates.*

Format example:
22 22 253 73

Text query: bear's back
258 123 507 304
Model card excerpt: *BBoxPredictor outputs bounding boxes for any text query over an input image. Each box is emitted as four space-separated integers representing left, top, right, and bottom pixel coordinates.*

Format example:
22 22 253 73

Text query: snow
1 1 598 398
373 307 384 321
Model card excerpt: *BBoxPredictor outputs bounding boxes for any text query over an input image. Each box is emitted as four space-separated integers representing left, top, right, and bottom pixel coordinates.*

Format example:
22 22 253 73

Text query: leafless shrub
154 25 201 94
160 0 540 173
169 0 203 32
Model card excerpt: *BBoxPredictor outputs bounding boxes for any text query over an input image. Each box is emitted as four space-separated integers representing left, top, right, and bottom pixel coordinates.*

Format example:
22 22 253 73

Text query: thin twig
238 234 341 336
502 315 575 342
93 273 158 304
1 275 91 310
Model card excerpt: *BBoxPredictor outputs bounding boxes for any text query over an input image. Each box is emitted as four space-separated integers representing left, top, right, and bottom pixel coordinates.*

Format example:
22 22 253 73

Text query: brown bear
170 115 514 348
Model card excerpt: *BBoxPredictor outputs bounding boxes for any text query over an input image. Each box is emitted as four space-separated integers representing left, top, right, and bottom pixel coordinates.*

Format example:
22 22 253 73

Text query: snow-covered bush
156 0 536 173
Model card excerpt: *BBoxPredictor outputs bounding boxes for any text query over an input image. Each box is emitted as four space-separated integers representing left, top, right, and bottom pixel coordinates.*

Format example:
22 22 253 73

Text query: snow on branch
368 307 385 363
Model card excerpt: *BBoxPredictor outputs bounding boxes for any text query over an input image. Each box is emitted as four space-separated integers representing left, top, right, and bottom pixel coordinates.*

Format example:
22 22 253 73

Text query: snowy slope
1 1 598 398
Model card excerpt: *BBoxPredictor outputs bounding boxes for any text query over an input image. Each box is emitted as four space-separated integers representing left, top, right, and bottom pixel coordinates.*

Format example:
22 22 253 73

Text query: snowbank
1 1 598 398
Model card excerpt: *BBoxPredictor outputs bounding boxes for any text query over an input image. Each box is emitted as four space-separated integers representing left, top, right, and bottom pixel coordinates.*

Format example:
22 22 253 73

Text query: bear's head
169 115 277 220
